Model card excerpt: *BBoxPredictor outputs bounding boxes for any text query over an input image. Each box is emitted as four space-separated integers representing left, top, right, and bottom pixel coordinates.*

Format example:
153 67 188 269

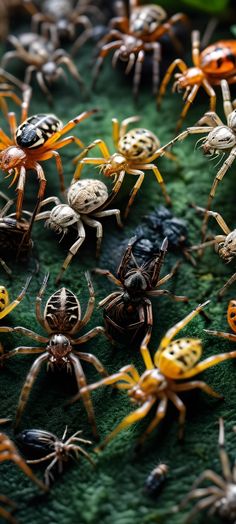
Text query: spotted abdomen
44 288 81 333
16 114 63 149
200 41 236 78
155 338 202 379
227 300 236 333
68 179 108 214
118 128 160 161
0 286 9 313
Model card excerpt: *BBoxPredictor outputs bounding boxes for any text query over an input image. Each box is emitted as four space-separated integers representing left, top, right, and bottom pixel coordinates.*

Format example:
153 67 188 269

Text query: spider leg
218 272 236 300
44 457 58 487
155 126 213 157
82 215 103 257
191 205 231 235
35 71 52 104
35 273 50 330
0 258 12 276
0 440 46 491
138 163 171 206
73 138 111 166
123 169 144 219
0 506 17 524
55 221 86 284
176 84 200 132
68 444 95 466
14 166 26 220
191 30 200 67
93 208 123 229
149 42 161 96
140 300 154 370
93 268 122 287
197 111 223 127
157 58 187 106
137 397 168 446
56 55 84 88
147 289 188 302
69 354 98 439
96 399 156 451
71 272 95 333
14 353 48 429
218 417 232 481
72 326 105 345
202 79 216 112
24 65 37 86
178 351 236 379
133 49 144 99
46 110 97 145
221 79 234 119
75 352 108 379
0 276 31 319
201 147 236 240
184 494 222 523
27 451 56 465
92 41 122 88
124 53 136 75
155 260 180 287
0 325 48 342
204 329 236 342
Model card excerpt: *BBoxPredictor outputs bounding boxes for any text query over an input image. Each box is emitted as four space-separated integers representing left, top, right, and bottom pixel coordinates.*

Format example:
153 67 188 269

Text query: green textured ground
1 20 236 524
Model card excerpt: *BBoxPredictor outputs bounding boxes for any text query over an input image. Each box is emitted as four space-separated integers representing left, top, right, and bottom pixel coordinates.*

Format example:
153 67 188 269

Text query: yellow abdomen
155 338 202 379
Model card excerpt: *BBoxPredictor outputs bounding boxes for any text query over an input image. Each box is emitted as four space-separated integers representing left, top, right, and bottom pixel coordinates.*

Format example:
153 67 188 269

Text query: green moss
0 29 236 524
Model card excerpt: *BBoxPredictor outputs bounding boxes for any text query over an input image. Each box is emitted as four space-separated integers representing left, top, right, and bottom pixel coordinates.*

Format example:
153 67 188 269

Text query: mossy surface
1 23 236 524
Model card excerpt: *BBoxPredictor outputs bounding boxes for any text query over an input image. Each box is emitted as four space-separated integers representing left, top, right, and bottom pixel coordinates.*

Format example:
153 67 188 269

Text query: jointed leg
35 273 50 330
69 354 98 439
0 276 31 319
140 301 154 370
218 272 236 300
191 204 231 235
177 351 236 380
93 268 122 287
73 138 111 166
94 208 123 229
56 222 86 284
218 417 232 481
0 326 48 343
123 170 144 218
71 271 95 332
202 79 216 112
82 216 103 257
176 84 199 132
137 397 168 446
72 326 105 345
204 329 236 342
147 289 188 302
133 50 145 99
221 79 233 119
75 352 108 378
157 59 188 106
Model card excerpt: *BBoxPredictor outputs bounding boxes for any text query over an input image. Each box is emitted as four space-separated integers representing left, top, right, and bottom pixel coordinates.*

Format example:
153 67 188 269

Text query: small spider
80 301 236 450
174 418 236 523
158 79 236 240
74 115 173 218
92 235 188 347
0 95 95 219
35 178 123 283
92 0 187 97
0 272 108 437
205 299 236 343
189 205 236 299
0 192 34 276
158 31 236 130
0 422 46 523
144 463 168 497
1 32 84 104
17 426 94 486
23 0 103 52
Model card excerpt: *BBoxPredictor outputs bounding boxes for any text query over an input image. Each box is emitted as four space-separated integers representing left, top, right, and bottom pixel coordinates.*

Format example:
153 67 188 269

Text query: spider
205 299 236 344
0 192 34 276
73 115 173 219
1 32 84 104
35 178 123 283
189 205 236 299
79 301 236 450
17 426 94 487
158 31 236 130
91 235 188 348
0 95 95 219
23 0 103 52
92 0 187 97
158 79 236 240
174 418 236 523
0 423 46 523
0 272 108 437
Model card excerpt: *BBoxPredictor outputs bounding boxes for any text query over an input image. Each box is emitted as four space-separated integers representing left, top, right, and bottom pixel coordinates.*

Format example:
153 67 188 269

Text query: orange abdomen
200 40 236 79
227 300 236 333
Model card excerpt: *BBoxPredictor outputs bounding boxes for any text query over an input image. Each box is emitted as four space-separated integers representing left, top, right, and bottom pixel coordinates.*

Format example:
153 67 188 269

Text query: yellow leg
144 163 171 205
0 276 31 319
73 139 111 164
73 157 105 180
180 350 236 379
157 58 188 106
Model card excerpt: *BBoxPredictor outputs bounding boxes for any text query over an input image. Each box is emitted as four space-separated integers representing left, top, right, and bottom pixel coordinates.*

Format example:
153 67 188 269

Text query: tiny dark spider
0 272 108 437
17 426 94 486
0 191 34 275
174 418 236 523
1 32 83 104
189 205 236 299
35 178 123 283
144 463 169 497
92 236 188 348
92 0 188 97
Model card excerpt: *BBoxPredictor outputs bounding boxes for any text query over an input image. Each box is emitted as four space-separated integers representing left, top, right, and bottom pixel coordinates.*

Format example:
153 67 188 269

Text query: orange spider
205 300 236 343
0 421 46 523
79 301 236 450
158 31 236 130
0 96 96 219
74 116 174 218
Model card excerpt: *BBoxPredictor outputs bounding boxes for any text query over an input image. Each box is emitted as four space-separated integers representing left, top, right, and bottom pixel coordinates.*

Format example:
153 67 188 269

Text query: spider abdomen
200 40 236 77
130 6 166 37
118 128 160 161
156 338 202 378
16 114 63 149
68 179 108 214
17 429 57 455
227 300 236 333
0 286 9 312
45 288 81 333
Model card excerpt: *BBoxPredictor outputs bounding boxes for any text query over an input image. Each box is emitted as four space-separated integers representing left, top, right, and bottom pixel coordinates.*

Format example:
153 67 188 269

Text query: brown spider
73 115 174 219
35 178 123 283
0 272 108 437
92 235 188 348
0 192 34 275
92 0 187 97
23 0 103 52
158 31 236 131
17 426 94 487
1 32 84 104
173 419 236 523
158 79 236 240
0 421 46 523
79 301 236 450
189 205 236 299
0 94 95 219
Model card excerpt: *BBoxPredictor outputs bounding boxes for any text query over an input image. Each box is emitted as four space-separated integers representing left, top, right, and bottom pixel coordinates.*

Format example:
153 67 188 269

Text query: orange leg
45 110 97 146
7 112 17 138
157 59 188 106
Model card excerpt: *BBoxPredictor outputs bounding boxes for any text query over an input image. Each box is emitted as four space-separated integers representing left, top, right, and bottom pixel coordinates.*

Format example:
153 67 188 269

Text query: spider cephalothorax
79 302 236 450
74 116 173 218
158 30 236 130
0 102 95 219
0 273 108 437
92 236 188 348
2 32 84 103
92 0 187 97
36 178 122 282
